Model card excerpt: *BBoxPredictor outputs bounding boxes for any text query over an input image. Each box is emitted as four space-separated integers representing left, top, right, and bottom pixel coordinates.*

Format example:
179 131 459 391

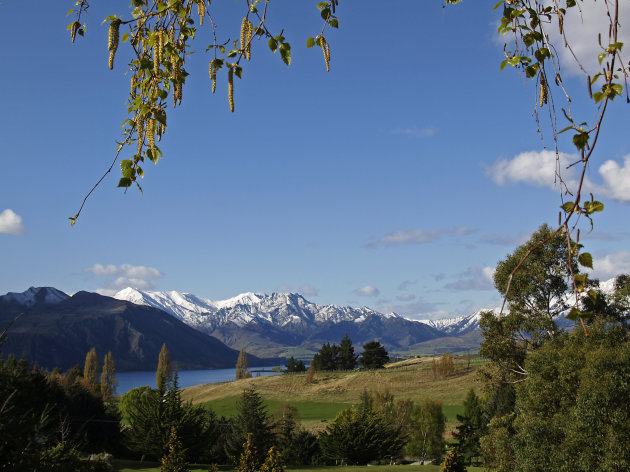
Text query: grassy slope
182 357 483 433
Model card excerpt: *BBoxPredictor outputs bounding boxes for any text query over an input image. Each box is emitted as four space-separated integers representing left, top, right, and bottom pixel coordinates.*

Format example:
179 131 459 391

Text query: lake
115 366 280 394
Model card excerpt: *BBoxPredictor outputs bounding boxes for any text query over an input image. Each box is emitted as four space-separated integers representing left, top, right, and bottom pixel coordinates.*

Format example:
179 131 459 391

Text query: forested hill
0 289 274 371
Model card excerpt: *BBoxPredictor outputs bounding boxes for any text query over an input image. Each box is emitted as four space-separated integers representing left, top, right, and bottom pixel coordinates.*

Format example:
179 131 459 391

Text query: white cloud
598 156 630 202
354 285 380 297
85 263 164 291
591 251 630 280
368 227 474 248
397 279 417 291
547 1 630 77
0 209 25 235
488 150 630 203
397 293 416 301
300 284 319 297
444 266 496 291
488 150 578 189
392 126 438 138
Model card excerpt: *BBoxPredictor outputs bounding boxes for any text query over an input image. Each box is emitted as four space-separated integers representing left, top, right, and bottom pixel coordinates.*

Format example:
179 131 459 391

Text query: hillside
0 289 273 371
182 356 484 433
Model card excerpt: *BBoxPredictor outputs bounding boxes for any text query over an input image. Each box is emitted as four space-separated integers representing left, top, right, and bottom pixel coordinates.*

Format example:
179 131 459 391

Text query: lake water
115 366 280 394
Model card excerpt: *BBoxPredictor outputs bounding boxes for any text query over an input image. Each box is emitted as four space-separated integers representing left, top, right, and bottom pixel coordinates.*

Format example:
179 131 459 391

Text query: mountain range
0 288 272 371
112 288 487 358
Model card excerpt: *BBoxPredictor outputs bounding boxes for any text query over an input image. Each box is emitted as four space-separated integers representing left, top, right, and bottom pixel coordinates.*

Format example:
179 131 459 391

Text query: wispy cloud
368 227 474 248
376 298 444 318
85 263 164 293
0 209 25 235
396 293 416 301
391 126 438 138
590 251 630 280
444 266 495 291
479 232 530 247
353 285 380 298
300 283 319 297
397 279 417 291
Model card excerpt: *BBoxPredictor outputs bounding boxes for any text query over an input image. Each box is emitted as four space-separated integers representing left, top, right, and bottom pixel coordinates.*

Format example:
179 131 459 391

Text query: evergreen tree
359 341 389 369
311 342 339 371
319 406 405 465
236 349 251 380
236 433 259 472
337 334 358 371
454 389 485 465
83 347 99 393
157 343 173 390
441 447 467 472
260 446 285 472
100 351 117 401
284 356 296 373
161 426 190 472
227 387 274 465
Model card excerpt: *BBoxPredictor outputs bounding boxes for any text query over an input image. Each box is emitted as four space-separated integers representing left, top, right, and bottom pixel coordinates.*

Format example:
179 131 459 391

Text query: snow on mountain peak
1 287 69 308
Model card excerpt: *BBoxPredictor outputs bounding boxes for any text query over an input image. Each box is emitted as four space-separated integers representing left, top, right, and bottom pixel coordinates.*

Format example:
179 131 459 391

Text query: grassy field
182 357 483 434
112 460 486 472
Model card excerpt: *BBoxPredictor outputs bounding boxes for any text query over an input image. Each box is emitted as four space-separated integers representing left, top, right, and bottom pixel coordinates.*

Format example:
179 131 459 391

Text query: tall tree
83 347 99 392
405 398 446 463
236 349 251 380
100 351 117 401
454 389 485 465
311 342 339 371
157 343 173 390
227 387 274 465
359 341 389 369
337 334 358 371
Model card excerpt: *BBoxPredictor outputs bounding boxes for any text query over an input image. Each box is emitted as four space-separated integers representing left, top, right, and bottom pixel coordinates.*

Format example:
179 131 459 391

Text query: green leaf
583 200 604 213
572 132 589 150
492 1 504 11
307 37 315 48
279 42 291 66
578 252 593 269
561 201 575 213
574 274 588 293
268 38 278 53
122 33 129 43
118 177 133 188
566 307 581 321
328 18 339 28
598 52 607 65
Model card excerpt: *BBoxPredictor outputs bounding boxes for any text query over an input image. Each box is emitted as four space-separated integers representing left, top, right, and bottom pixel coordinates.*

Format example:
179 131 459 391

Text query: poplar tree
100 351 118 401
235 349 250 380
157 343 172 389
83 347 99 392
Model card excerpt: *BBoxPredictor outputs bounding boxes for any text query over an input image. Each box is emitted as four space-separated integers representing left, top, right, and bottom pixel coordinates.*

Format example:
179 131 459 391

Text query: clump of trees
474 225 630 472
358 341 389 369
284 356 306 373
311 334 358 371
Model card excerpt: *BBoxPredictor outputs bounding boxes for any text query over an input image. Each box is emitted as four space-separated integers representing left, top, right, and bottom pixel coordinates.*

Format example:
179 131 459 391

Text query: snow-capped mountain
112 288 478 357
419 309 495 336
114 288 401 331
0 286 69 309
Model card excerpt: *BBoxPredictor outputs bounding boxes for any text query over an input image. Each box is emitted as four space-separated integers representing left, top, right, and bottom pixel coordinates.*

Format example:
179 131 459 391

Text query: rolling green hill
182 356 485 434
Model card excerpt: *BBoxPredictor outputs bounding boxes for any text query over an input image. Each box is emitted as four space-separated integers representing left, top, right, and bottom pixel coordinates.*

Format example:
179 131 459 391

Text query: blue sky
1 1 629 319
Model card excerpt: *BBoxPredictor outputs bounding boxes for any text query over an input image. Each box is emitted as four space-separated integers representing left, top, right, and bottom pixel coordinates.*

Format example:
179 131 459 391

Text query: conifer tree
100 351 117 401
236 433 259 472
161 426 190 472
83 347 99 392
260 446 285 472
235 349 251 380
157 343 173 389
